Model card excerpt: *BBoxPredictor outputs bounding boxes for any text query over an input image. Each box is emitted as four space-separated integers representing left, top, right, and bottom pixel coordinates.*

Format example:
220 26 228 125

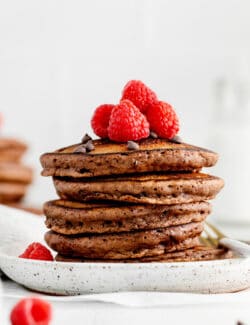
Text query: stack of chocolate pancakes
0 137 33 204
41 137 227 262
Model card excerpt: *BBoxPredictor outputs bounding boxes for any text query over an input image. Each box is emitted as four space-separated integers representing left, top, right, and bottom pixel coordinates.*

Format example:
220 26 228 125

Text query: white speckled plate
0 205 250 295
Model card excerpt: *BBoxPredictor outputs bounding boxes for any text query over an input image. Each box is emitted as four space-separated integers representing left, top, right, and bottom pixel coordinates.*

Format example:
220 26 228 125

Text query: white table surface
2 291 250 325
1 223 250 325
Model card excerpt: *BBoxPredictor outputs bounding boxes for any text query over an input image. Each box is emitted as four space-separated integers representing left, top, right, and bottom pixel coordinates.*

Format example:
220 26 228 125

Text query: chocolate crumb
127 141 139 150
81 133 92 144
236 321 245 325
74 145 86 154
170 135 183 144
85 140 95 152
150 131 158 139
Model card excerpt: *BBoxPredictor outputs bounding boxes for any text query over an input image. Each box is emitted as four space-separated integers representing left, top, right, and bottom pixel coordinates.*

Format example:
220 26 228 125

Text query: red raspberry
91 104 115 138
108 100 150 142
121 80 158 113
19 242 53 261
10 297 52 325
146 101 179 139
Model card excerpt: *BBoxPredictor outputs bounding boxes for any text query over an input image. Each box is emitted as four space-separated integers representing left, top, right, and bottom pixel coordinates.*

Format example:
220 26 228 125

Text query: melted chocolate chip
85 140 95 152
150 131 158 139
170 135 183 144
81 133 92 143
74 145 86 154
127 141 139 150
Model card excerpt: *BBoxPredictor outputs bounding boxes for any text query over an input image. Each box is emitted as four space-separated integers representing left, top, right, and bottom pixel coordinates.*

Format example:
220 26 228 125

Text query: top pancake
40 138 218 178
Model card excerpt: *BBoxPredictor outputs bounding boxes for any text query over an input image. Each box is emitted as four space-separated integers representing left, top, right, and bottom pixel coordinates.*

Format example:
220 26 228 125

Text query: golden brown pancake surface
40 138 218 178
45 221 203 259
55 246 232 263
53 173 224 205
44 200 211 234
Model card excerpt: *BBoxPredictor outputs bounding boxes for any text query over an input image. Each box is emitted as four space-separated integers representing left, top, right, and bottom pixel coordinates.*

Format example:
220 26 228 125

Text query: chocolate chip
74 145 86 154
150 131 158 139
169 135 183 144
127 141 139 150
85 140 95 152
81 133 92 143
236 322 245 325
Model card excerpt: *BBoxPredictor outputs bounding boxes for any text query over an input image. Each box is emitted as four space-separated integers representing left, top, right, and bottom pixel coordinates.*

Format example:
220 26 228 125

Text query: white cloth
2 279 250 325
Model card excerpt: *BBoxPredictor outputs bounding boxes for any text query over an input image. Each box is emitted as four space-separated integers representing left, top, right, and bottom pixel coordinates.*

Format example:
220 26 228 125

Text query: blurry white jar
209 76 250 224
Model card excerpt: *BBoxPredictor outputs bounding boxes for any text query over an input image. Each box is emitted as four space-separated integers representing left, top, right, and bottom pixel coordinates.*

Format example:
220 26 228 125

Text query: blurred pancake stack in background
0 113 43 214
0 137 33 205
0 135 42 214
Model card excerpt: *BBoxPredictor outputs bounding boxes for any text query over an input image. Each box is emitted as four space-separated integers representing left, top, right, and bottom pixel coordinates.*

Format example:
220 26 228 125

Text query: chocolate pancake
45 222 203 259
0 182 27 203
55 246 232 263
0 138 27 162
0 163 33 184
40 138 218 178
53 173 224 205
44 200 211 234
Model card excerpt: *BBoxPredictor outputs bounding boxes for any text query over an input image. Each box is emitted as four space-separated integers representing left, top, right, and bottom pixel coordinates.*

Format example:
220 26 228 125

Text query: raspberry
146 101 179 139
121 80 157 113
10 297 52 325
19 243 53 261
108 100 150 142
91 104 115 138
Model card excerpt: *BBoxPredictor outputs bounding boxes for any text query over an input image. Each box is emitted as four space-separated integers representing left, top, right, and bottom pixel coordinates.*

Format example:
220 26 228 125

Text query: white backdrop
0 0 250 221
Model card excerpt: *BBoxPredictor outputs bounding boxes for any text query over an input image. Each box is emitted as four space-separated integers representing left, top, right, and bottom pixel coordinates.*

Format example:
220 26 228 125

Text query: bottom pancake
45 222 203 259
55 246 232 263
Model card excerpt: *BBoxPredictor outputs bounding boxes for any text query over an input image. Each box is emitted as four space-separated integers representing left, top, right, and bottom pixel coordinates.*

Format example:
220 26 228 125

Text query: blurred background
0 0 250 224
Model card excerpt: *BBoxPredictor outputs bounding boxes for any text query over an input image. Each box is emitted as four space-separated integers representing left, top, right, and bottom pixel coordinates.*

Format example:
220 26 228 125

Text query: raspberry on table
10 297 52 325
121 80 158 113
108 100 150 142
91 104 115 138
146 101 179 139
19 242 54 261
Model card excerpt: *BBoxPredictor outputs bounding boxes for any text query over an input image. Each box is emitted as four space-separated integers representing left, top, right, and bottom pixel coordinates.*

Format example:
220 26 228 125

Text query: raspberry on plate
108 100 150 142
10 297 52 325
19 242 53 261
146 101 179 139
121 80 157 113
91 104 115 138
